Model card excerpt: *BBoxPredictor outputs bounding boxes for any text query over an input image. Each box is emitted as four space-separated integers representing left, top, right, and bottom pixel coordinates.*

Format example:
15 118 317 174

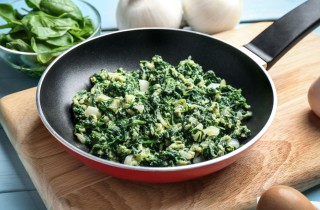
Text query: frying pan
37 0 320 182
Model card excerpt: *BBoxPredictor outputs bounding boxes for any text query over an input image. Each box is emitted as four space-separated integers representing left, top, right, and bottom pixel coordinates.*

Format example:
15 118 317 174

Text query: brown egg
257 185 316 210
308 77 320 118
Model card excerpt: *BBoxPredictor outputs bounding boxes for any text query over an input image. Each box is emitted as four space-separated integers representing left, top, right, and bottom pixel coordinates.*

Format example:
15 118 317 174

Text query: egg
308 77 320 118
257 185 316 210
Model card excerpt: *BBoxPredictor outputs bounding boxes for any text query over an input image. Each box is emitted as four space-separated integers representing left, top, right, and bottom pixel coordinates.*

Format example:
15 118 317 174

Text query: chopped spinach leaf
72 56 252 167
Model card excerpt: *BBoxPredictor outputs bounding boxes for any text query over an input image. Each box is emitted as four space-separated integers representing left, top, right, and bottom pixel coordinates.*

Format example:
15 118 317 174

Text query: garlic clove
183 0 243 34
308 76 320 118
116 0 183 30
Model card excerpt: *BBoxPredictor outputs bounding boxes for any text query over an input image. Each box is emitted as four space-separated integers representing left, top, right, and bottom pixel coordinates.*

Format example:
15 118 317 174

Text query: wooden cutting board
1 23 320 210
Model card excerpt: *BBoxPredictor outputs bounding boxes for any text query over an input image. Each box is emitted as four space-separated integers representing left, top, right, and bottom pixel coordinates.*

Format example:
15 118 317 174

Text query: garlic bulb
308 77 320 118
116 0 183 30
183 0 243 34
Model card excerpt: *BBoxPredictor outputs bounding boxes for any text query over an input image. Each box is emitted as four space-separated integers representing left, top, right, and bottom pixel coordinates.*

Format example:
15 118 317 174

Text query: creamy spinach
72 56 252 167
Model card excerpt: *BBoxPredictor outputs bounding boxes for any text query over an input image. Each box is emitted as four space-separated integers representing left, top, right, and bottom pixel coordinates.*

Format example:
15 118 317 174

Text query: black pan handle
244 0 320 70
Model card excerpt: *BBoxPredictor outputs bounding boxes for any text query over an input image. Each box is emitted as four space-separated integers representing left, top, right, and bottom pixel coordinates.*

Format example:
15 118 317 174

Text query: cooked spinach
72 56 252 167
0 0 95 65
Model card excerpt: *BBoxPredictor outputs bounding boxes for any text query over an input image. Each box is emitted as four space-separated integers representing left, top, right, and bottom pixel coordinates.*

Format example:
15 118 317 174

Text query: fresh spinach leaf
40 0 83 21
0 34 14 43
79 16 95 37
51 17 79 30
0 5 24 26
7 27 29 43
0 34 7 45
0 0 96 68
0 23 16 29
31 37 55 64
69 17 94 41
10 25 25 33
32 26 68 40
68 30 85 41
0 4 17 21
22 12 78 39
46 32 73 46
6 39 32 51
31 37 51 52
26 0 41 10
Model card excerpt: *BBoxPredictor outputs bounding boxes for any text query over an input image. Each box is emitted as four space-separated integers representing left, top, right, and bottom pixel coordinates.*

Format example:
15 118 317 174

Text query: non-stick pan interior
38 29 275 151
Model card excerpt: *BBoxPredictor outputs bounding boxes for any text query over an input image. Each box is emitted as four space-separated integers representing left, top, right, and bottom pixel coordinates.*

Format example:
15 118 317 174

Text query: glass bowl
0 0 101 77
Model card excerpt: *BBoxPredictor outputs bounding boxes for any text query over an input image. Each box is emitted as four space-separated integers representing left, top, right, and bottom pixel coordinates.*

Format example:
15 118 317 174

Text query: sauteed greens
72 56 252 167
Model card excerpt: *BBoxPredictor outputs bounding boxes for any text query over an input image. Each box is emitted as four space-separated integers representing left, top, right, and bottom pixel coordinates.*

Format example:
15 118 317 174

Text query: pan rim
36 27 277 173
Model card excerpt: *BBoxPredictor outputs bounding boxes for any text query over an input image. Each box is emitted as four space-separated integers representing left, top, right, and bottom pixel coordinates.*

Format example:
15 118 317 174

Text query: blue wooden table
0 0 319 209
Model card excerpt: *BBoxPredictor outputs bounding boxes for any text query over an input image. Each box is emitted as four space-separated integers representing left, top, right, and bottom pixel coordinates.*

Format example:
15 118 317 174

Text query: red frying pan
37 0 320 182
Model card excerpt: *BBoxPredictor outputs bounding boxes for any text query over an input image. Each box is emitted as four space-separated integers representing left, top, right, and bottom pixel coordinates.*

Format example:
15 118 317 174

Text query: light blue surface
0 0 319 209
0 191 47 210
242 0 307 21
0 130 35 191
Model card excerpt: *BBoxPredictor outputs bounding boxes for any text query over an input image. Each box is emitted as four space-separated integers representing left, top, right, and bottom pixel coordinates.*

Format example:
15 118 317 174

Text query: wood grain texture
1 22 320 210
